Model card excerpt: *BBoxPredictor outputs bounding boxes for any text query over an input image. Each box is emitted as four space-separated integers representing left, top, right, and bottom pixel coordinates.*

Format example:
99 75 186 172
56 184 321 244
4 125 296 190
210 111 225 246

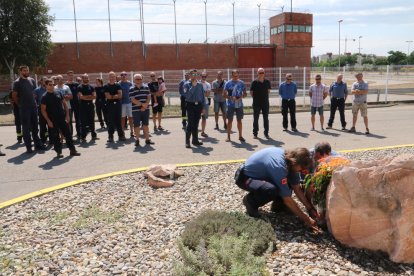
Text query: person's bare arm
62 100 70 122
282 196 320 232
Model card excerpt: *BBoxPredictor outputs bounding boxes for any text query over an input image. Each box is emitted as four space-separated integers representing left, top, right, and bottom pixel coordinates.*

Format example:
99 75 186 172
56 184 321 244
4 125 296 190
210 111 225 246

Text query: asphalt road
1 104 413 203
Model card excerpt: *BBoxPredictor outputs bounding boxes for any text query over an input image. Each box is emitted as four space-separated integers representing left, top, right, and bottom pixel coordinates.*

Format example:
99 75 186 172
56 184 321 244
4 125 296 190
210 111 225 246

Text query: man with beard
12 65 45 153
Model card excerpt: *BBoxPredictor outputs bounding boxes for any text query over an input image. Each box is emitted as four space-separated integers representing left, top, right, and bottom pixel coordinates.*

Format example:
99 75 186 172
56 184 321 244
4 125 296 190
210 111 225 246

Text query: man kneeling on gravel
235 147 321 232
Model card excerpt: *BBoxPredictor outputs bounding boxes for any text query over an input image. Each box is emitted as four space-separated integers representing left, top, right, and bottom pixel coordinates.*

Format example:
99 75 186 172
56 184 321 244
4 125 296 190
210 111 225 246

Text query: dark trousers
253 103 269 136
38 106 48 143
328 98 346 127
107 101 124 138
80 101 96 139
244 178 280 209
95 100 107 127
281 99 297 129
72 104 81 137
49 119 75 153
19 107 42 150
186 102 202 143
12 104 22 138
180 96 187 127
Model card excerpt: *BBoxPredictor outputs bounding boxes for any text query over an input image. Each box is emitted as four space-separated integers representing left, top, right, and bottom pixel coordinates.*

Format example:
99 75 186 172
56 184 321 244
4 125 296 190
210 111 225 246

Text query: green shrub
174 234 269 276
180 210 275 256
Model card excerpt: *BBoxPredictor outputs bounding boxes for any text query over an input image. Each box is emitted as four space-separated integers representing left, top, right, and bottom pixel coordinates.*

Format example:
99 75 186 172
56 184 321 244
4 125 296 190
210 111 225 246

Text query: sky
46 0 414 57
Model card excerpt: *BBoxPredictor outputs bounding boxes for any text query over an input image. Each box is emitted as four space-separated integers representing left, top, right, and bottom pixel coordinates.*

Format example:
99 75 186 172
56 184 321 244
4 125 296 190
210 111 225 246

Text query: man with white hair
129 74 154 147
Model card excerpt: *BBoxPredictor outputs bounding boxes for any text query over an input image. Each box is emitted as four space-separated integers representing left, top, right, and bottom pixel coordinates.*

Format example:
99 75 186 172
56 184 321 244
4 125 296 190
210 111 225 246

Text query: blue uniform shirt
33 86 46 106
184 81 205 104
179 79 188 97
279 81 297 99
244 147 300 198
329 81 348 98
119 81 132 104
224 80 246 108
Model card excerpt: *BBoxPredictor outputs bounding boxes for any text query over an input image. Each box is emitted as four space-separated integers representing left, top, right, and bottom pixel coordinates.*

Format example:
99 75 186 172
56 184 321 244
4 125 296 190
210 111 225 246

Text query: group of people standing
9 64 370 157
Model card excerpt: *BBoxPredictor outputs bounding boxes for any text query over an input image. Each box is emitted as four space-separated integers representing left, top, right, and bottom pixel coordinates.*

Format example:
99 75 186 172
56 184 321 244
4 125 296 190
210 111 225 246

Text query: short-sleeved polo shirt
352 81 368 103
243 147 300 198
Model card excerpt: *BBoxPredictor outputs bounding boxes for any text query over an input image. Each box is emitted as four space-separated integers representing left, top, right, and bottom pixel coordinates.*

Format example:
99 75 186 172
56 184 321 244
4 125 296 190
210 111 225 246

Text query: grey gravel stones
1 147 414 275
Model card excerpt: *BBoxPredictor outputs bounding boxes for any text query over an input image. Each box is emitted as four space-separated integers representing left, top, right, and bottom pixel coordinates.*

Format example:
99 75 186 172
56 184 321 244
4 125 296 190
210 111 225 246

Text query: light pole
338 19 343 69
358 36 363 54
407 40 413 65
257 3 261 44
203 0 208 43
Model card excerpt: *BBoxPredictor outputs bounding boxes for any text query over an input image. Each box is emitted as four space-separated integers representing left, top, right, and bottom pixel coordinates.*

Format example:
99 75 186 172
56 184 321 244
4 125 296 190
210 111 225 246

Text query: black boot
192 129 203 146
185 131 191 148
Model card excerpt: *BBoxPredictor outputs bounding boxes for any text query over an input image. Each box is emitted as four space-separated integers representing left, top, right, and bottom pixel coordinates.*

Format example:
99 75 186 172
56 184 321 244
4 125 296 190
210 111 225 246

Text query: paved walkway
1 104 414 203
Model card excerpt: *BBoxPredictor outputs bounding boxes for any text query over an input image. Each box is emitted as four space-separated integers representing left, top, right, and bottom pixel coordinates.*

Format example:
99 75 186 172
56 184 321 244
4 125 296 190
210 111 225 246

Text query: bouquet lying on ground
303 156 350 211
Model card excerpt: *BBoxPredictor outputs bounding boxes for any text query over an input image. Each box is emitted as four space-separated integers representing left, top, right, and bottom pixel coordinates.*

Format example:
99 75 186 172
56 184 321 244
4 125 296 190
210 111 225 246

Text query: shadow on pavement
256 137 285 147
5 143 24 150
350 132 387 139
287 130 310 138
191 146 213 155
201 136 220 144
38 156 71 170
7 152 36 164
231 141 258 151
133 145 156 154
152 129 171 136
316 130 341 137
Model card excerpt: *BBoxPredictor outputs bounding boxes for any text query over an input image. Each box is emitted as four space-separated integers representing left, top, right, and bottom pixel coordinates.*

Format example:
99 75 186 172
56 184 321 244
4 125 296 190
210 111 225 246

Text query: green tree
387 51 407 65
361 57 373 65
407 52 414 65
0 0 53 85
374 57 389 66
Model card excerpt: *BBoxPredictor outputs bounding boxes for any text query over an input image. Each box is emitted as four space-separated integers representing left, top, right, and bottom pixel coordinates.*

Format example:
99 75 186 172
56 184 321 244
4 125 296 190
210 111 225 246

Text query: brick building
44 12 312 74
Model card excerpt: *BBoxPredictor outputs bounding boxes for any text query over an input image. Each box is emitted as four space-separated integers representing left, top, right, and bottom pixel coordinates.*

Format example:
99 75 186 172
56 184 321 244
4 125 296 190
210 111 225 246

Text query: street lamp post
358 36 363 54
338 19 343 69
257 3 261 44
407 40 413 65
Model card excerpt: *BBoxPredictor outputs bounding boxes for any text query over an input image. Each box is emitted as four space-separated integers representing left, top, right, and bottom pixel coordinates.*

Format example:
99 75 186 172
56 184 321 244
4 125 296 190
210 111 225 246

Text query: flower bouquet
303 156 350 223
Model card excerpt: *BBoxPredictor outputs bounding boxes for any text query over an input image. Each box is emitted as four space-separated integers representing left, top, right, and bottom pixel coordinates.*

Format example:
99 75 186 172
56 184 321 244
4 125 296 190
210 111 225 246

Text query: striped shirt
129 84 150 112
309 83 328 107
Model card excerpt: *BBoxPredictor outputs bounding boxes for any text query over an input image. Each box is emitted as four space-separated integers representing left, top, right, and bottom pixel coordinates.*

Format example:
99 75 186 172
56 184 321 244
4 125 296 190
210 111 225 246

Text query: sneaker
214 124 219 130
283 128 288 132
69 150 81 156
311 127 315 131
292 128 298 132
119 136 127 142
145 139 155 145
239 137 246 142
365 128 370 135
201 132 208 138
107 137 114 143
321 127 325 131
158 126 164 131
154 126 158 132
264 134 270 139
349 127 356 133
243 195 260 218
185 143 191 148
135 140 140 147
326 125 332 129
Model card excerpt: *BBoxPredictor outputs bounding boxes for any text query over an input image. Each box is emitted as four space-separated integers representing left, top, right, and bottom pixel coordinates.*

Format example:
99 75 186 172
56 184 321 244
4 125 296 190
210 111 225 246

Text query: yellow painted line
1 144 413 210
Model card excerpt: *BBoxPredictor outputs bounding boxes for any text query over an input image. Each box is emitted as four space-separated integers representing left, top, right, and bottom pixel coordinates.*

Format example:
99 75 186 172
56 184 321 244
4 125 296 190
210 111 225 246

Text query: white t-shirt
201 81 211 105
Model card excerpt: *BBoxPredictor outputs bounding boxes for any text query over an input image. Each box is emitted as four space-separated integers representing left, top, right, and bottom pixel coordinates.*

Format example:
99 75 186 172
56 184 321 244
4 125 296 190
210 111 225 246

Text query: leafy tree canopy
387 51 407 65
0 0 53 76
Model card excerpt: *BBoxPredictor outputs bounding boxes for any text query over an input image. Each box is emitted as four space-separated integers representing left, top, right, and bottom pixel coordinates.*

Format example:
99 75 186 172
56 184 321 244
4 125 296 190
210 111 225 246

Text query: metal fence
2 65 414 106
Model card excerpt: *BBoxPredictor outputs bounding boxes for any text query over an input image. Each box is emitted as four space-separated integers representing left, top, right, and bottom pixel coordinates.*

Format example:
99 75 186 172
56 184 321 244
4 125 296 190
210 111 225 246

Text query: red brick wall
45 42 240 74
275 46 311 68
237 47 274 68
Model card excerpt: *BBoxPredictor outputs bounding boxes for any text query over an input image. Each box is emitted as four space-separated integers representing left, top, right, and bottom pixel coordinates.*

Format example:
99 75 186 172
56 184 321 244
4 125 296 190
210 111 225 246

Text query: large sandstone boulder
144 164 184 188
326 154 414 263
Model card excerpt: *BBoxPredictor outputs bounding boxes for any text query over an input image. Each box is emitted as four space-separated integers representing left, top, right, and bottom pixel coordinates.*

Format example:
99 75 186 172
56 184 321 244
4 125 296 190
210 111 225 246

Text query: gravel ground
1 147 414 275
